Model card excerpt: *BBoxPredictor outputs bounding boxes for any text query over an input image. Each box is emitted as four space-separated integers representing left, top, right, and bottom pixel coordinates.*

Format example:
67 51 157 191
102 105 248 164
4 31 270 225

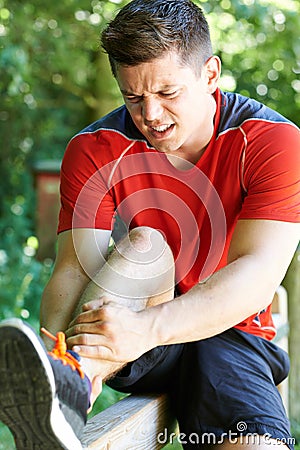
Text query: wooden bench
82 393 176 449
81 287 289 450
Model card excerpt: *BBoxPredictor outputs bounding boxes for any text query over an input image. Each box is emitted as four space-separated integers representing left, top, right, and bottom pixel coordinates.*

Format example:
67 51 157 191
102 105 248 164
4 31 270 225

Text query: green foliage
0 0 127 323
89 384 127 417
291 420 300 448
0 3 129 446
0 0 299 446
198 0 300 125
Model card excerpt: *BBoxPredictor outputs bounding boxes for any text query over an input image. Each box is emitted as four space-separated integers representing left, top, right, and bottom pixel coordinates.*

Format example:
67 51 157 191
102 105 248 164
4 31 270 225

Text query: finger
69 308 104 328
82 298 105 311
68 311 91 328
65 319 96 338
65 319 105 340
66 330 107 347
72 344 114 361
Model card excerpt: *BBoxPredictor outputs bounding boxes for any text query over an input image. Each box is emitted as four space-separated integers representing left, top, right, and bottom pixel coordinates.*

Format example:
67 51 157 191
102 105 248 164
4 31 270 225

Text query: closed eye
160 91 178 98
124 89 180 103
124 95 142 104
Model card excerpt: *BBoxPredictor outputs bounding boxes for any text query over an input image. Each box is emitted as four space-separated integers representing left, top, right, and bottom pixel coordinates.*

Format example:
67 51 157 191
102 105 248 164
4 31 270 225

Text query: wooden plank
81 393 177 450
272 286 288 350
272 286 289 414
272 288 288 344
272 286 288 321
282 250 300 425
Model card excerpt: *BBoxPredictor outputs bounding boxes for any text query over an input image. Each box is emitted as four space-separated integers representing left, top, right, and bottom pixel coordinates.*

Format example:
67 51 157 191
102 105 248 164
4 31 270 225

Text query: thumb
83 298 104 311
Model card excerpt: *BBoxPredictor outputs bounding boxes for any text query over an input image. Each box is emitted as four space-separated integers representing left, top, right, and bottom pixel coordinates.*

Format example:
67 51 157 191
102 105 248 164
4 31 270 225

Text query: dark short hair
101 0 213 77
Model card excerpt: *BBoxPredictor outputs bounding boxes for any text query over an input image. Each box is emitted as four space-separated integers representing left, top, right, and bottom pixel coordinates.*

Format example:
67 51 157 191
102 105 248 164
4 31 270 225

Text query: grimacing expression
116 52 220 160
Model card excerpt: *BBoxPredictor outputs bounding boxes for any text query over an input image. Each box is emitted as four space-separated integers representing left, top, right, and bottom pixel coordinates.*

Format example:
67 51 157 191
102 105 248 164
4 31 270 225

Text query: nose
142 96 164 122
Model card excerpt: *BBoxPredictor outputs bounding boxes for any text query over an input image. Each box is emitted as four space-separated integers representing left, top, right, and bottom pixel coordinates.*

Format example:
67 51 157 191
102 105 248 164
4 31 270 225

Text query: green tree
0 0 299 446
201 0 300 125
0 0 127 326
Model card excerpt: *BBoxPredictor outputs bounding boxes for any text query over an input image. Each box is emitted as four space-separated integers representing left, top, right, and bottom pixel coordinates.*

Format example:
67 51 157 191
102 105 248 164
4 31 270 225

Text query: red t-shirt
58 89 300 340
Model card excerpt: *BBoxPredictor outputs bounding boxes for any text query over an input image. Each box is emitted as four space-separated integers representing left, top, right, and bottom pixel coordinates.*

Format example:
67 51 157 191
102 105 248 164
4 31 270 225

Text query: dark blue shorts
107 328 293 449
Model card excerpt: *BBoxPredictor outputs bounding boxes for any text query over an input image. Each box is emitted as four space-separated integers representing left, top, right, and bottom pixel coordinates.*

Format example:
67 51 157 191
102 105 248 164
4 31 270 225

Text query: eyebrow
121 85 180 96
121 90 141 97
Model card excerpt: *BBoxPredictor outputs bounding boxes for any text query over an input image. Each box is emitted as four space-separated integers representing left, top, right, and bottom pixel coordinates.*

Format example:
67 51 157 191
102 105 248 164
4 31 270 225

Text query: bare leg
72 226 175 404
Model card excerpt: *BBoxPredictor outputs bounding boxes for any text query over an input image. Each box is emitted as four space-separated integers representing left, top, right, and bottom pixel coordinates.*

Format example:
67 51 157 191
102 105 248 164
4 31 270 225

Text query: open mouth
151 124 173 132
149 123 175 138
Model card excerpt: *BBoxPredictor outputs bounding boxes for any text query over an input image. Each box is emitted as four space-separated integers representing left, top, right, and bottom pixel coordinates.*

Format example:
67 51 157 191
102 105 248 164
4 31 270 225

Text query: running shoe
0 318 91 450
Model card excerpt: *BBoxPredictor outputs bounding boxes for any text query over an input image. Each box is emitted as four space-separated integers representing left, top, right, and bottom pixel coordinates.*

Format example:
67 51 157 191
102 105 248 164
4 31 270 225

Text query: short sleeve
58 133 116 233
239 122 300 223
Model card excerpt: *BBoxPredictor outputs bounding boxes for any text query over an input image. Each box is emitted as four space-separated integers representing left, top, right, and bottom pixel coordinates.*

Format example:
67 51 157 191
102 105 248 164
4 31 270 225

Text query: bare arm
40 228 111 346
66 219 299 362
153 219 299 345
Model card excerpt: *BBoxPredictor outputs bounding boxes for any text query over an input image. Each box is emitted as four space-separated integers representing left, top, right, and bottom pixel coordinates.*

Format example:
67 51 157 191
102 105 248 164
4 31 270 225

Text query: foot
0 319 91 450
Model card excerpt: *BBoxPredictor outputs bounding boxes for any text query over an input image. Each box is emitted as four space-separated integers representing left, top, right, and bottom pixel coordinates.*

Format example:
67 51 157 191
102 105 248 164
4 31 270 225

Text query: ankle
80 355 122 381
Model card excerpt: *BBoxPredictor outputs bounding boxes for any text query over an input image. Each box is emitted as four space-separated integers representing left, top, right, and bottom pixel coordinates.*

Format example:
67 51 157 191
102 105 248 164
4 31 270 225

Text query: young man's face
116 52 220 159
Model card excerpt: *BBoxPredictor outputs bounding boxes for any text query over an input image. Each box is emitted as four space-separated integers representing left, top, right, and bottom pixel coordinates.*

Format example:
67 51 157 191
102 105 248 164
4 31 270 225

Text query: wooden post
282 249 300 422
272 286 289 414
32 160 61 261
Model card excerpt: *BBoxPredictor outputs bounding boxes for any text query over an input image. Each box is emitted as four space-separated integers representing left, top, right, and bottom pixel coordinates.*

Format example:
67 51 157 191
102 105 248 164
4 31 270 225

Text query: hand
65 298 156 363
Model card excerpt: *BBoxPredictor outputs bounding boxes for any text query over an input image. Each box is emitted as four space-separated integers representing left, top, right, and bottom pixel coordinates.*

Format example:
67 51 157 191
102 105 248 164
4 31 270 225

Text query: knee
129 226 165 248
130 226 171 255
117 226 174 267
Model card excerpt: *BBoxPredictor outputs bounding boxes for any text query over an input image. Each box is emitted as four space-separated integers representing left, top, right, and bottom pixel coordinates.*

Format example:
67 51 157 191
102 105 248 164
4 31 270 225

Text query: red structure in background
33 160 61 261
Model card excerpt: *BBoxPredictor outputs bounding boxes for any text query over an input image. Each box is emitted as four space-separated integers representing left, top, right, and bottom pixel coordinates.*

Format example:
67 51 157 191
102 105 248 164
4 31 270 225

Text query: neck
167 94 216 169
166 146 207 170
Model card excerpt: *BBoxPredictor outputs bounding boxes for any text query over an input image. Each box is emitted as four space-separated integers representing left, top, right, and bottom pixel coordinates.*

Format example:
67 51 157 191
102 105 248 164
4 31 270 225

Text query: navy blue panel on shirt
218 91 290 135
79 105 146 142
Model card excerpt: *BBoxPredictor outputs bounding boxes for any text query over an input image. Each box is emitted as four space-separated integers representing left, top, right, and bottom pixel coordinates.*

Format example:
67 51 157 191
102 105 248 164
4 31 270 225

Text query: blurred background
0 0 299 448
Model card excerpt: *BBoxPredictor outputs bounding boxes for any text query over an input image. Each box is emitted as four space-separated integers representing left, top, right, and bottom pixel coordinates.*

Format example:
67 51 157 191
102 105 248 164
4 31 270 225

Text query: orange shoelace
41 328 85 379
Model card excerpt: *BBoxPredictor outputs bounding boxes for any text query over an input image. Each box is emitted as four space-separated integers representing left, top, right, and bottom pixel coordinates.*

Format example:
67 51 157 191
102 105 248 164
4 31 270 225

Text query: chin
152 143 176 154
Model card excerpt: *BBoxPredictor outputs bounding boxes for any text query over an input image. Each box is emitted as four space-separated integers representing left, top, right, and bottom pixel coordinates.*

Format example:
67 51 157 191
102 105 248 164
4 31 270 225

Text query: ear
203 56 221 94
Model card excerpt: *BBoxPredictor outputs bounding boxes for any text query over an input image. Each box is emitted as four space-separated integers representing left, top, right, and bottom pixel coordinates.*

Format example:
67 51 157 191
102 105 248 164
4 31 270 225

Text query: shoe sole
0 319 83 450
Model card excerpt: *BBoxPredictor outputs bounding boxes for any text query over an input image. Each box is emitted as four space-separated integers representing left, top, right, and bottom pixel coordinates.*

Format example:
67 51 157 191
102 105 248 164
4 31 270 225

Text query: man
0 0 299 449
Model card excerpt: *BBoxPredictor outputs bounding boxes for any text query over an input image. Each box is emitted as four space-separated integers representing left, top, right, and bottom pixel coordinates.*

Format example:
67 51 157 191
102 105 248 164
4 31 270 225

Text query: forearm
148 220 299 347
40 269 90 346
65 253 280 362
148 254 284 346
